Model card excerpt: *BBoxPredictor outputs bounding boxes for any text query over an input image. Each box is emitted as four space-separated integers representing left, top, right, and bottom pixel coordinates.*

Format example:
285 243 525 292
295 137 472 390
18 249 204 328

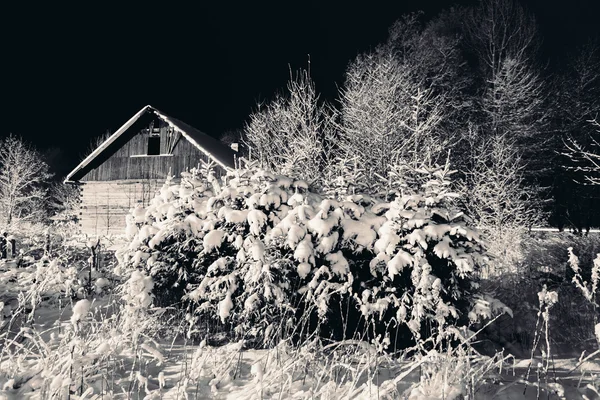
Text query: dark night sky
1 0 599 178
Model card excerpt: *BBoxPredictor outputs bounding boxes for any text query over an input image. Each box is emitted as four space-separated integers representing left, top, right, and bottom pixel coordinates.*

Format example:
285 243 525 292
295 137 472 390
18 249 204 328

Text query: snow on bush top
116 159 486 342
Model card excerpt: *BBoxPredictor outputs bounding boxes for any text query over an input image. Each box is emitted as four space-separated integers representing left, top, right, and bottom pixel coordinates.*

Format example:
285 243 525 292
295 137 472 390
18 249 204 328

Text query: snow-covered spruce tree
116 163 221 307
357 161 486 345
321 154 368 200
117 159 486 348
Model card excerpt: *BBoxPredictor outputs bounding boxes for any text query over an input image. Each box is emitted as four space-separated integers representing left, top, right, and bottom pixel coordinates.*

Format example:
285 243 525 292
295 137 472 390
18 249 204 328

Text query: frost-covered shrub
478 234 600 355
117 159 486 347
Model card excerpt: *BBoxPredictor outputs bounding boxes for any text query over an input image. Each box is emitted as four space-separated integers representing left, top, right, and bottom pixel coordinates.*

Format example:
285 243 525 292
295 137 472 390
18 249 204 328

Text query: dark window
148 135 160 155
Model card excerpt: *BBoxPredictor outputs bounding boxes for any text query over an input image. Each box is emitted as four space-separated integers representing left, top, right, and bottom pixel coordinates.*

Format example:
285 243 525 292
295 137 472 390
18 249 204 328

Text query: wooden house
64 105 236 236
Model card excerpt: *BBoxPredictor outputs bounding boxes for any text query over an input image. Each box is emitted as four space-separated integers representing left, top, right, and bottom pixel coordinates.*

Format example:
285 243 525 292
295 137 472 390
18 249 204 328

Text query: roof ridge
64 105 235 183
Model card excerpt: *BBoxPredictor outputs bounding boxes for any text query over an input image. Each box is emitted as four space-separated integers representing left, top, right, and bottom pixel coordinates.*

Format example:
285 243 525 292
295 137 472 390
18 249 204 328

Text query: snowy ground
0 258 599 399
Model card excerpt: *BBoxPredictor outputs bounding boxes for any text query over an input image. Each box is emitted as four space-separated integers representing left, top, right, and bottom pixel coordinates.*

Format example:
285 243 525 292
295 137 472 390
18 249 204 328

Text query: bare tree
458 0 549 268
558 41 600 168
563 119 600 186
48 182 79 221
338 49 412 189
463 134 539 275
0 135 52 226
243 69 336 185
79 129 112 162
465 0 539 81
543 41 600 230
557 41 600 130
389 11 474 132
465 0 548 161
483 56 547 139
338 14 466 195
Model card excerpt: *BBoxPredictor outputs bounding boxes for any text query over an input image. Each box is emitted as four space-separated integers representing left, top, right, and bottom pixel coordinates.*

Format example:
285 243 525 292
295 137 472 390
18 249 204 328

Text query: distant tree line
240 0 600 273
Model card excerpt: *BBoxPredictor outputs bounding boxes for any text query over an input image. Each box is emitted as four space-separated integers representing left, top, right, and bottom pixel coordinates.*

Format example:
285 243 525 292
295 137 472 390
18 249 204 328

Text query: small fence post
87 237 101 295
0 233 6 260
44 229 51 256
8 235 16 259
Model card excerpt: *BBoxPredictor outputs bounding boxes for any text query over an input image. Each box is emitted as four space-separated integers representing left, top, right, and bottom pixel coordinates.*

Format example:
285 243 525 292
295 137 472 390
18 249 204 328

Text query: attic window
148 135 160 155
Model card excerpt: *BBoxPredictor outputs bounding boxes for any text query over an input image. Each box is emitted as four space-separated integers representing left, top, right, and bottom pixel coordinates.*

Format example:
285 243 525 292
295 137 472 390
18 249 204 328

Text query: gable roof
65 105 236 183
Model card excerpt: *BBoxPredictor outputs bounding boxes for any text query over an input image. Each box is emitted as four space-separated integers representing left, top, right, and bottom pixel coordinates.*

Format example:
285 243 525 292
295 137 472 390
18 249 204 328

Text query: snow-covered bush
117 159 486 347
406 342 508 400
0 247 164 398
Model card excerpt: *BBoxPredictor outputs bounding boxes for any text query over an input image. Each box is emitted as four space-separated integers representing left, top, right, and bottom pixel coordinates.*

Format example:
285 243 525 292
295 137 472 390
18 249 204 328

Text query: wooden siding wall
79 180 164 236
81 120 226 181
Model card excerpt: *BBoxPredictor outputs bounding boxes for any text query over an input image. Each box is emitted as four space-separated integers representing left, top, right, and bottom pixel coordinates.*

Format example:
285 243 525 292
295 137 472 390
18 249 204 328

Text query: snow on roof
64 105 236 183
150 108 235 171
